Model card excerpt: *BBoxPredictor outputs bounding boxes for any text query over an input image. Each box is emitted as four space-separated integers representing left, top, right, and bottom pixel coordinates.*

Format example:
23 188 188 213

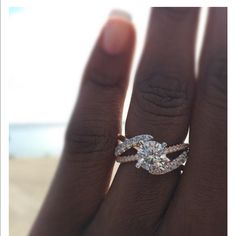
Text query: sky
6 1 207 124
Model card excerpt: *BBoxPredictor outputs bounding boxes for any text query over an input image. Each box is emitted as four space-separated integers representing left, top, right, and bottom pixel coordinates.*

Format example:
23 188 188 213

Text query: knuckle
64 124 116 155
85 66 125 88
200 56 227 109
133 73 192 118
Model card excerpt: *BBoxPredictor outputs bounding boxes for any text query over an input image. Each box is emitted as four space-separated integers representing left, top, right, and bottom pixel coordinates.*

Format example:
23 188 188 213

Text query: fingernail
102 10 133 55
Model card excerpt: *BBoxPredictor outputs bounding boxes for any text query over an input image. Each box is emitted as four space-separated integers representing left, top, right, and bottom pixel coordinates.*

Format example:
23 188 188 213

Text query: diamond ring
115 134 189 175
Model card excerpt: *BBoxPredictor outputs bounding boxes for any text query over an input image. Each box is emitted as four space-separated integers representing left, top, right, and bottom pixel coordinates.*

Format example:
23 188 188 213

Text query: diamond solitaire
115 134 189 175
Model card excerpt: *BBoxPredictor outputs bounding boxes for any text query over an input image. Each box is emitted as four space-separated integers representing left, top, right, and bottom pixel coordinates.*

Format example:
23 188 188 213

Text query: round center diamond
136 141 170 171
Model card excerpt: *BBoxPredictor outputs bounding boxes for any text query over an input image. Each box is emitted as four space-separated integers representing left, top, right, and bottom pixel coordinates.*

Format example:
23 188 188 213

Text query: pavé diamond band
115 134 189 175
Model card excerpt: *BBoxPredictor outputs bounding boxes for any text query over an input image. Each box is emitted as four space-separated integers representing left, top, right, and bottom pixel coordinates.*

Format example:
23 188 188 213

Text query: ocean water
9 124 66 158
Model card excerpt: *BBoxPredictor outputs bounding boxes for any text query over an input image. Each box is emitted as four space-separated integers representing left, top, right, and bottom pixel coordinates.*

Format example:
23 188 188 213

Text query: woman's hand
30 7 227 236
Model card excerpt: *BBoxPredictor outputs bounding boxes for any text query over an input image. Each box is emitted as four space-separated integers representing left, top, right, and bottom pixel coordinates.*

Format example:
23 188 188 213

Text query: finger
30 11 135 236
157 8 227 236
85 8 199 235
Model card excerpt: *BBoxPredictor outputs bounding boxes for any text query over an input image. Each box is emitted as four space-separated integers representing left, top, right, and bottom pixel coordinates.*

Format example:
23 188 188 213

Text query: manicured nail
102 10 133 55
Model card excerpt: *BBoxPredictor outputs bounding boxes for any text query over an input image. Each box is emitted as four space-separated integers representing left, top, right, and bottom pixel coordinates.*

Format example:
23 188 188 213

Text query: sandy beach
10 158 119 236
10 158 59 236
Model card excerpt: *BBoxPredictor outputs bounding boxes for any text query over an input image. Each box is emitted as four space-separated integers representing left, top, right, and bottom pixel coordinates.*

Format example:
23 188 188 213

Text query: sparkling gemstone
136 141 170 172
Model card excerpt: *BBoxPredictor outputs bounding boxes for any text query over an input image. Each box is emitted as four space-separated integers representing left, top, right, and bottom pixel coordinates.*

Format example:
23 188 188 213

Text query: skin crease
30 7 227 236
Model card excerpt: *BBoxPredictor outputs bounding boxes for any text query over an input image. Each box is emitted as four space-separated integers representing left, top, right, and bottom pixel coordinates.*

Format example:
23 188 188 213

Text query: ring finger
85 7 199 235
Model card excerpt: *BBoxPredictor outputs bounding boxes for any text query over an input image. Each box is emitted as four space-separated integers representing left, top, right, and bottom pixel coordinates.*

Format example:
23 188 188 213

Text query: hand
30 7 227 236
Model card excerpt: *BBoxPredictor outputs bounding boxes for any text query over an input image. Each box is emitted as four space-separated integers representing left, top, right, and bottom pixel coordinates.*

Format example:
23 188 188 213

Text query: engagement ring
115 134 189 175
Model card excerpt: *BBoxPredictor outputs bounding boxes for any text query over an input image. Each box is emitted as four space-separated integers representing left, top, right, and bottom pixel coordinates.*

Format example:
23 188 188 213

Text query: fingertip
109 9 132 21
101 10 135 55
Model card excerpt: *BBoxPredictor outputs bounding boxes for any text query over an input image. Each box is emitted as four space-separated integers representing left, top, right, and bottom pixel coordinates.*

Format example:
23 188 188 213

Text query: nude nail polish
102 9 133 55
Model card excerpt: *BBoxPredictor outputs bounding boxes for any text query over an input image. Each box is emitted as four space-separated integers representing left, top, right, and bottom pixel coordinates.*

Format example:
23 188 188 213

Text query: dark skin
30 7 227 236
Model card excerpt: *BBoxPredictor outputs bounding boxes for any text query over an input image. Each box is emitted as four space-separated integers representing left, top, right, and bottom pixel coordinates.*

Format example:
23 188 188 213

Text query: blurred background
7 2 207 235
